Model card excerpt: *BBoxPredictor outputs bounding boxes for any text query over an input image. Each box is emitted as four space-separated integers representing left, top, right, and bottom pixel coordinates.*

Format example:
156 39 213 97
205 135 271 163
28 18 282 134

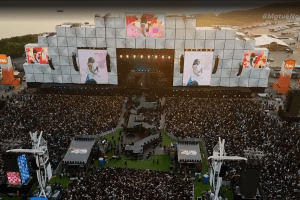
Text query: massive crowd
1 88 300 200
62 167 193 200
0 89 124 184
165 97 300 200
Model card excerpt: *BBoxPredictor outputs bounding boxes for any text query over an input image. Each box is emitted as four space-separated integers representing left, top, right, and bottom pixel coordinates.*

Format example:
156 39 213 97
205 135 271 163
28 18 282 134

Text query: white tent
254 35 289 47
254 35 289 50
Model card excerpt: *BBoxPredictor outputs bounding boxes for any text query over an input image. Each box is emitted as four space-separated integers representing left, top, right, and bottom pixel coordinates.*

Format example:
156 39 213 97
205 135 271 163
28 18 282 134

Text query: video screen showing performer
26 47 49 64
78 49 109 84
183 51 214 86
126 13 165 38
242 50 268 69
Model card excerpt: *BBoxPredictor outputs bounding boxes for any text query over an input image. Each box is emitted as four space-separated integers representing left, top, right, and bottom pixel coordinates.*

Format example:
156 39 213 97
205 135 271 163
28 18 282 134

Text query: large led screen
26 47 49 64
242 50 268 68
7 172 21 185
126 13 165 38
78 49 109 84
182 51 214 86
17 154 30 184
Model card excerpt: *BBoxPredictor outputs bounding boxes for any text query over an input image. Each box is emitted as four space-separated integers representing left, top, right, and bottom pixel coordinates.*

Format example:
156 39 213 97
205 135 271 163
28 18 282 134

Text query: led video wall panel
126 13 165 38
7 172 21 185
242 50 268 69
182 51 214 86
17 154 30 184
26 47 49 64
78 49 109 84
5 154 30 185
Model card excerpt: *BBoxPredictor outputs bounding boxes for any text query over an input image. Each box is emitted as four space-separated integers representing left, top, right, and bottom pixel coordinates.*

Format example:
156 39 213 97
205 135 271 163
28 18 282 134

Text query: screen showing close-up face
78 49 109 84
183 51 214 86
7 172 21 185
26 47 49 64
242 50 268 69
126 13 165 38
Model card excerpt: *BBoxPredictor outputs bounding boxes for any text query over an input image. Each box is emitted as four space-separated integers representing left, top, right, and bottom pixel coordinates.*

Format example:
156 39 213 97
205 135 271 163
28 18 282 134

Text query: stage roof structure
63 139 95 164
254 35 289 47
177 144 202 163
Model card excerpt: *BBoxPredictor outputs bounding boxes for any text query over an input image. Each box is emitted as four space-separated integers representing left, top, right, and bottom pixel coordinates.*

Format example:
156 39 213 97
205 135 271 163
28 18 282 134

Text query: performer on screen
187 59 203 86
249 53 257 68
85 57 100 84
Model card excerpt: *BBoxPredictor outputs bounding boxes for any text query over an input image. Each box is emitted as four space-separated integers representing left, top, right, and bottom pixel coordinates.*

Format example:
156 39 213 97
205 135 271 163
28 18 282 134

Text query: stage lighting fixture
120 55 122 58
155 55 157 59
133 55 136 58
168 56 171 59
162 56 164 59
126 55 129 58
141 55 143 58
148 55 150 58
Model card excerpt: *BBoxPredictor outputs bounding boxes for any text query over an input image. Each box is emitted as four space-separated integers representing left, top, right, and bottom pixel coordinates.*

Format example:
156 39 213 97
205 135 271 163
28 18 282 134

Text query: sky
0 1 288 39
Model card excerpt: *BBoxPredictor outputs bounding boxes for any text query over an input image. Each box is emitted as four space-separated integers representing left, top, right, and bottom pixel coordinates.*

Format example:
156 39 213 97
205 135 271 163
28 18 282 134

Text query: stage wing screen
26 47 49 64
126 13 165 38
78 49 109 84
242 50 268 68
182 51 214 86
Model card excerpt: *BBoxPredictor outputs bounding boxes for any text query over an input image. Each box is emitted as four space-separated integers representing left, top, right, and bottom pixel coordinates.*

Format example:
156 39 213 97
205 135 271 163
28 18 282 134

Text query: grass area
220 185 234 200
95 152 171 171
199 142 210 175
103 128 122 146
194 142 212 199
0 194 21 200
161 130 177 147
49 175 71 189
194 176 213 199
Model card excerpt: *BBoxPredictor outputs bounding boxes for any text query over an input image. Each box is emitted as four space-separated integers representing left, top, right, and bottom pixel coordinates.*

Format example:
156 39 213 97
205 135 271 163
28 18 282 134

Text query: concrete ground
244 18 300 66
0 81 27 99
142 143 165 160
242 19 300 89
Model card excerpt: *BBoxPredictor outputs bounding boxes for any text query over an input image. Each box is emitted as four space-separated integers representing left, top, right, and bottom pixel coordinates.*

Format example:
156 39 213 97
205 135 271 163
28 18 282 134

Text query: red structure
0 55 20 88
273 74 291 95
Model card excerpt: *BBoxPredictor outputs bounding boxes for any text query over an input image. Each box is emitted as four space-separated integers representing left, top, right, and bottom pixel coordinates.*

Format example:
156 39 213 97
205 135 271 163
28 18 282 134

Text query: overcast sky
0 1 291 39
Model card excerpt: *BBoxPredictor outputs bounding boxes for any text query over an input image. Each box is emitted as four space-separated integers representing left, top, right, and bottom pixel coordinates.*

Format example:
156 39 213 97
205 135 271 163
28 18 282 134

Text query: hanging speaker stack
106 53 111 72
48 58 55 70
237 63 243 76
212 55 219 74
180 54 184 74
72 53 79 71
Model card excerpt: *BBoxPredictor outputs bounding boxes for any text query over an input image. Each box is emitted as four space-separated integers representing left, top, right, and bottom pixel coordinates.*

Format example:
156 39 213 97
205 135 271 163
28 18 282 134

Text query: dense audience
165 97 300 200
62 167 193 200
0 90 124 184
1 89 299 200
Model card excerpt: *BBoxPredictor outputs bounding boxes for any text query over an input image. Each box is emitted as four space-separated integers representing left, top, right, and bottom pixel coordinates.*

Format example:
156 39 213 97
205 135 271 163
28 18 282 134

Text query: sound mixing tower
234 148 264 200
